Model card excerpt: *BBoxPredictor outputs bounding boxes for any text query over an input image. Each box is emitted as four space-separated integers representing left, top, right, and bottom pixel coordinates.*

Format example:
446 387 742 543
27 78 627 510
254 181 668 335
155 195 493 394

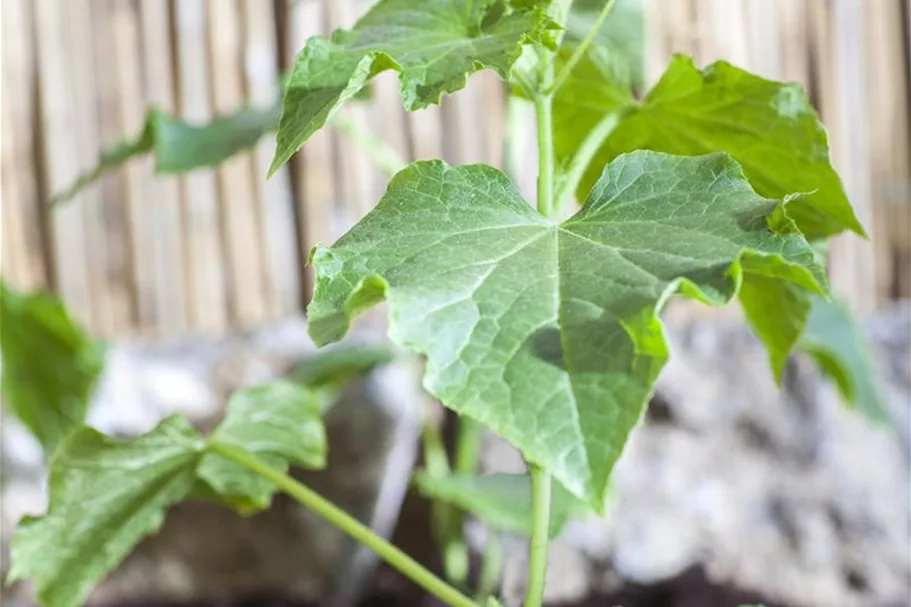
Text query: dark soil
112 564 789 607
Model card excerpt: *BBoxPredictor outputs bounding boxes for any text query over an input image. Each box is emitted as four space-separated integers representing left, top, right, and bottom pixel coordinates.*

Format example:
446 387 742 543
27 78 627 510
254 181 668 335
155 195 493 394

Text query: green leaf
552 45 634 171
197 381 327 511
563 0 644 91
7 416 205 607
51 104 280 205
288 343 396 389
413 472 591 537
0 281 105 453
560 55 865 240
799 295 889 422
8 381 329 604
307 152 825 509
271 0 554 173
739 276 812 379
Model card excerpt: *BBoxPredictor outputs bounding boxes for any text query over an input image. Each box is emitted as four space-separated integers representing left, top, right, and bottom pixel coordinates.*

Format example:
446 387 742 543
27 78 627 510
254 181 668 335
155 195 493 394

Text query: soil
110 563 790 607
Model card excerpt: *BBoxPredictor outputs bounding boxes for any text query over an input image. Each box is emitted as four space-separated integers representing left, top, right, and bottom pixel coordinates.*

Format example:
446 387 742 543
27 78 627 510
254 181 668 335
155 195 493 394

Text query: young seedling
4 1 886 606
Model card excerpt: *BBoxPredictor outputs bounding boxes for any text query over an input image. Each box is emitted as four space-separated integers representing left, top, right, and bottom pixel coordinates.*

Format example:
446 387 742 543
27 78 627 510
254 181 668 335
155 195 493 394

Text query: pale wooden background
2 0 909 339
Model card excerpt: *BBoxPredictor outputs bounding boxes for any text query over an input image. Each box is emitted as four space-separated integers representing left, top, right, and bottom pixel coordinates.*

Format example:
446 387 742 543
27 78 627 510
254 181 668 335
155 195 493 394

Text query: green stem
534 92 556 218
549 0 618 95
504 95 529 182
439 416 484 586
210 442 479 607
421 403 469 585
454 416 482 474
330 111 408 176
553 108 626 209
523 464 552 607
475 532 503 604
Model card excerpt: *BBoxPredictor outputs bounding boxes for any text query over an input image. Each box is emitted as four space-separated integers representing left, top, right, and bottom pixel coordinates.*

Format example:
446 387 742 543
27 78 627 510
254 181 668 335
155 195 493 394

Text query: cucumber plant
4 1 885 606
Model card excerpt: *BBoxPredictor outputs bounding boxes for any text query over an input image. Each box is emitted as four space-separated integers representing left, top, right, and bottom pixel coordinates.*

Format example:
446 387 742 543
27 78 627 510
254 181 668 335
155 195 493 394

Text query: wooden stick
775 0 810 88
33 0 94 326
326 0 380 225
1 0 47 291
105 0 150 334
288 0 337 299
819 0 876 313
865 0 911 305
139 0 190 335
208 0 269 327
173 0 229 333
241 0 301 318
745 0 780 79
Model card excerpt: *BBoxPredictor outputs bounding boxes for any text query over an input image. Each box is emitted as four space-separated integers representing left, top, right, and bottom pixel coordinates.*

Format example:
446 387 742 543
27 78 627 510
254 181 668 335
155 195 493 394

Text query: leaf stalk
554 107 627 208
523 464 552 607
549 0 618 95
209 442 480 607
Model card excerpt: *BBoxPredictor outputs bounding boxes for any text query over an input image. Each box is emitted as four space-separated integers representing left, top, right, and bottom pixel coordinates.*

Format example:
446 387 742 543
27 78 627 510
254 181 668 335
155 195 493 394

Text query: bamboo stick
368 72 411 168
775 0 810 88
92 0 138 336
241 0 301 318
699 0 750 69
0 0 47 291
441 77 488 167
173 0 229 333
818 0 876 313
865 0 911 305
139 0 189 335
288 0 337 298
33 0 94 326
325 0 380 226
208 0 269 327
744 0 780 79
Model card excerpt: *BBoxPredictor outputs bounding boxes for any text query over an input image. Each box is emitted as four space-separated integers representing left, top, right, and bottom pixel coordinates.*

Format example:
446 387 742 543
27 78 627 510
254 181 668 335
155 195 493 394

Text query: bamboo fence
1 0 909 338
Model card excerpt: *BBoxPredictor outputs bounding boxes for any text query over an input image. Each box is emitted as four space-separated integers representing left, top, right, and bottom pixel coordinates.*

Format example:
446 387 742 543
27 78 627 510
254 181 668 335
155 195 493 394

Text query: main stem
525 32 559 606
210 443 479 607
535 92 556 218
524 464 552 607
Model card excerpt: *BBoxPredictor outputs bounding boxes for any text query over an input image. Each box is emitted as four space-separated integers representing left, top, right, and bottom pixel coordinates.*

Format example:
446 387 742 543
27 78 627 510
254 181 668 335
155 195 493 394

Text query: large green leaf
9 381 327 607
7 416 205 607
270 0 554 173
799 295 889 422
0 281 105 453
413 472 591 537
51 104 280 205
307 152 825 509
560 55 864 240
197 381 327 511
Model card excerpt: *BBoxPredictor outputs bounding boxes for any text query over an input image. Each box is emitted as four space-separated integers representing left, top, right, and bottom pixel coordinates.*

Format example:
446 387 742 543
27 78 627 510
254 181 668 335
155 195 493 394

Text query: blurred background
1 1 909 607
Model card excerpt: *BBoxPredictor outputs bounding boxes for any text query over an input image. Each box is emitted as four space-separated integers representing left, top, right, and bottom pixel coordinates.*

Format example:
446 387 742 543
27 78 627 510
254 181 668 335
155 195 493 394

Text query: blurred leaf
52 104 280 205
413 472 592 537
271 0 555 173
197 380 327 512
563 55 865 240
799 295 889 422
9 381 329 605
0 281 105 453
7 416 206 607
563 0 644 90
289 344 396 389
